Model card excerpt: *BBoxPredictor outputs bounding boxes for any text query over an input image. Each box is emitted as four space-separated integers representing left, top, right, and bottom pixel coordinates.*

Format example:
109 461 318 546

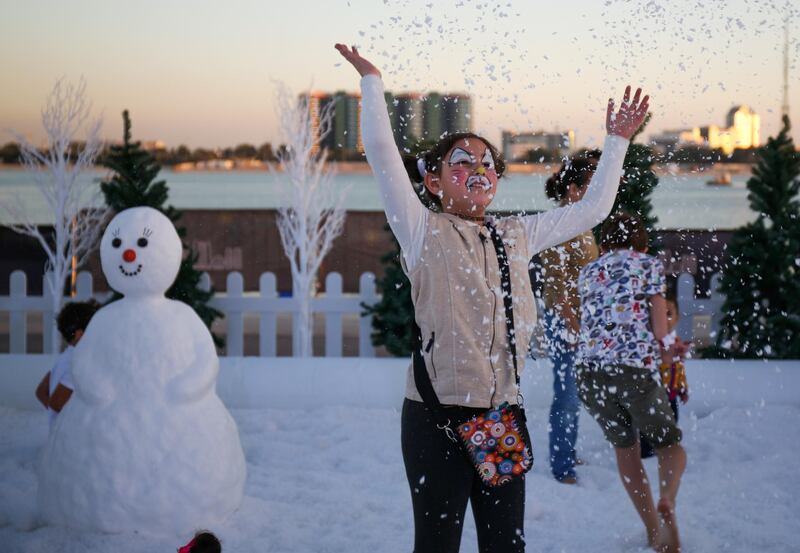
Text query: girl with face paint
336 43 649 553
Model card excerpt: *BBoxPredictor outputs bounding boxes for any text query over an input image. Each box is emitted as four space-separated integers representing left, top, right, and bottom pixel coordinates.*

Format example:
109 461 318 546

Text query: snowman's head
100 207 182 297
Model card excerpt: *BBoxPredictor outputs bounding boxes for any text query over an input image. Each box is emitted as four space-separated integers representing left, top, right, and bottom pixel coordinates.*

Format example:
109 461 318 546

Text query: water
0 167 754 230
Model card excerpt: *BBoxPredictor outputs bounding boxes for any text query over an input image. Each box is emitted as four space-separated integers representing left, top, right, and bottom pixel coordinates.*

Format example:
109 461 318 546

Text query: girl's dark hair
56 300 99 342
599 211 649 252
401 132 506 211
545 156 598 202
191 532 221 553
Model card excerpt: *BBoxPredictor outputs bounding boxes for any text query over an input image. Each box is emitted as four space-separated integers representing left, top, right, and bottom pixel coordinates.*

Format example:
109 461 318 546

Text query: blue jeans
545 311 580 481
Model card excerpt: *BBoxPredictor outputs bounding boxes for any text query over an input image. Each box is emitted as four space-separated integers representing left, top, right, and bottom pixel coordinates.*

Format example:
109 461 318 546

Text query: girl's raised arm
335 44 428 270
522 86 649 254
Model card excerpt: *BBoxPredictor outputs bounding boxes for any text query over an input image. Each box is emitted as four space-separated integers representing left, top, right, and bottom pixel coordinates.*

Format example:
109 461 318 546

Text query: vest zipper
480 231 499 407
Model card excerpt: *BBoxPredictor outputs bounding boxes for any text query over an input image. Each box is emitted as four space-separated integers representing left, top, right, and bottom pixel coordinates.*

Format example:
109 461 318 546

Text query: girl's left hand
606 86 650 140
335 44 382 79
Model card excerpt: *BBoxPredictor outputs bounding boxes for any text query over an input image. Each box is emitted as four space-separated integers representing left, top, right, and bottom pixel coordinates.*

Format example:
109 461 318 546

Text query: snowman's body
39 207 245 535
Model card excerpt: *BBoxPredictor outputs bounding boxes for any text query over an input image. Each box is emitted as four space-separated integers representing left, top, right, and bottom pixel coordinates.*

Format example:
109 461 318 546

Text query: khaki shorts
576 363 682 449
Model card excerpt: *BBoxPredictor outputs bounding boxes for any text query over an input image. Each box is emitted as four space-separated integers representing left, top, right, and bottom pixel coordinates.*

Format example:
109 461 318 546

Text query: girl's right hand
335 44 381 79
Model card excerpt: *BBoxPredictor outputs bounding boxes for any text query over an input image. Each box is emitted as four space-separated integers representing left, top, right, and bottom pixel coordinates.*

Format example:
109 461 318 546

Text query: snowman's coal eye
137 237 148 248
111 238 122 248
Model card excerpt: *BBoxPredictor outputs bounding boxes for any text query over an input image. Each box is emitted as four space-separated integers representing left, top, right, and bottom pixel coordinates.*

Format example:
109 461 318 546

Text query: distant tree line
517 145 760 165
0 141 281 167
1 140 762 168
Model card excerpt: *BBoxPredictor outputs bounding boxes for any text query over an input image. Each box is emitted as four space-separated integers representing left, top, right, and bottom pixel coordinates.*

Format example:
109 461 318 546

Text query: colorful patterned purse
412 222 534 487
456 402 533 486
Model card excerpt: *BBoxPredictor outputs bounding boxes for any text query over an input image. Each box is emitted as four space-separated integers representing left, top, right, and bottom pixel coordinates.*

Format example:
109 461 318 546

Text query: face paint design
447 145 496 192
480 149 495 172
447 147 474 169
465 174 493 192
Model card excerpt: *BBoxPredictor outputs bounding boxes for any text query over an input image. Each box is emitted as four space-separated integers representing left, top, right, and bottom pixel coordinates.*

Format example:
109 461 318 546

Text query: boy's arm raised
522 86 649 255
336 44 428 270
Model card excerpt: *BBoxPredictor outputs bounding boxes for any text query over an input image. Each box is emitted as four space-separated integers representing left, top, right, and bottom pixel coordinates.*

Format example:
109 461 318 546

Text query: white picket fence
0 270 379 357
676 272 725 345
0 269 724 356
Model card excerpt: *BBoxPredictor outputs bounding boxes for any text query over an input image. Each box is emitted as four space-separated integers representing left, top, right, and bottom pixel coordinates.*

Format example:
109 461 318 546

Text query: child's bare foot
656 497 681 553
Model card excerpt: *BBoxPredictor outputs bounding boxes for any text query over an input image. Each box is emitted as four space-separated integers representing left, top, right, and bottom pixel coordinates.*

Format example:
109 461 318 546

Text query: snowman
39 207 246 535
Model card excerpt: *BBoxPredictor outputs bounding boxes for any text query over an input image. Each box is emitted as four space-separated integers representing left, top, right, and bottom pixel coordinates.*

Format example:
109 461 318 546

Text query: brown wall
2 210 731 297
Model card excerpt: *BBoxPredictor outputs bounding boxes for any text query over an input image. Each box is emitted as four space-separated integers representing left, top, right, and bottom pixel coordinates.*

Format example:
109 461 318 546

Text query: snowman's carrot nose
123 249 136 263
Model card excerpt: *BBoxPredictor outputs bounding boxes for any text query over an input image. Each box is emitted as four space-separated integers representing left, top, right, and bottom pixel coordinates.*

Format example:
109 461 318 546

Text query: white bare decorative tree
271 82 349 357
1 77 106 352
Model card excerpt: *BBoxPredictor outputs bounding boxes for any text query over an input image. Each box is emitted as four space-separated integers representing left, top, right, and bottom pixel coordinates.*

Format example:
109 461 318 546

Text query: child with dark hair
35 300 99 431
336 42 649 553
178 531 221 553
539 156 600 484
576 212 688 553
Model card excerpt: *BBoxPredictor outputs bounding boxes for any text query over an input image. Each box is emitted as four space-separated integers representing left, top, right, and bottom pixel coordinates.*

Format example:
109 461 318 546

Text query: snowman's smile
119 264 143 277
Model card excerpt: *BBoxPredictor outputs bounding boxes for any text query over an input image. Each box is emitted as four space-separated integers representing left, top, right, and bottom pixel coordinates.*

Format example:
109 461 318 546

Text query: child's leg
577 366 660 546
619 367 685 553
401 399 473 553
615 444 661 546
654 444 686 553
546 313 581 482
470 473 526 553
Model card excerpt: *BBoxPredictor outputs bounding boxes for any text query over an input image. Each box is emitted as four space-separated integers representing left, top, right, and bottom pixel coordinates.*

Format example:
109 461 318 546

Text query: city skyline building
501 130 575 162
389 92 473 151
652 105 761 156
303 89 473 155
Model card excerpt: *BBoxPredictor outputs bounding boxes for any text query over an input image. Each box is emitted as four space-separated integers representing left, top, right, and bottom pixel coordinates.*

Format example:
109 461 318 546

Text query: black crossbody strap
412 323 458 441
485 221 521 389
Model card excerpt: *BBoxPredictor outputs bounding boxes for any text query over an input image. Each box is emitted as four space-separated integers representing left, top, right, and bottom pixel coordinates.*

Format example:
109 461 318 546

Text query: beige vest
402 212 538 408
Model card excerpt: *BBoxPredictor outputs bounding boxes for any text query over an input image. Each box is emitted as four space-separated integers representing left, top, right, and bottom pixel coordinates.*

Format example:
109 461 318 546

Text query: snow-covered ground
1 357 799 552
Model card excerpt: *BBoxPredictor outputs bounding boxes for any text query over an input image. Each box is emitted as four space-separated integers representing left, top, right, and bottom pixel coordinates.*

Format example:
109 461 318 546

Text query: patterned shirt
577 249 666 372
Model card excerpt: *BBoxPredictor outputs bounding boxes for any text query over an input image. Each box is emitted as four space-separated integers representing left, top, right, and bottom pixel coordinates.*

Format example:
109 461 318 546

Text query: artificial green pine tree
101 110 224 346
362 224 415 356
597 115 660 252
711 116 800 359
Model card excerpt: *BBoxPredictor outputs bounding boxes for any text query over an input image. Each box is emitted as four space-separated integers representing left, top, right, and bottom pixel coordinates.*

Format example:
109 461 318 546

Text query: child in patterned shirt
576 212 688 553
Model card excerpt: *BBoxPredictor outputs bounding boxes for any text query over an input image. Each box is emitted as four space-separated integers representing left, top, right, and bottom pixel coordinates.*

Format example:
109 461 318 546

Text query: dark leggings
401 399 526 553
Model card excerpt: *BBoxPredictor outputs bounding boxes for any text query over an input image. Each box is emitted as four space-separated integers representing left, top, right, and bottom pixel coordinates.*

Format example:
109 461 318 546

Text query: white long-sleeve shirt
359 74 630 271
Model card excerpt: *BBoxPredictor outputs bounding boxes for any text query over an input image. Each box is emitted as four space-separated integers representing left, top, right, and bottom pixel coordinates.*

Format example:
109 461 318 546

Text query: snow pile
37 207 245 536
1 357 798 551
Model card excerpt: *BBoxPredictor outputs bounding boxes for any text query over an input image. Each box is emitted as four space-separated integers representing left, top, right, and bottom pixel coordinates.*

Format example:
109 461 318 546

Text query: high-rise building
422 93 444 141
302 91 363 157
441 94 472 136
651 105 760 156
321 92 362 153
302 91 327 156
394 92 472 149
303 88 473 155
726 105 760 150
392 93 427 150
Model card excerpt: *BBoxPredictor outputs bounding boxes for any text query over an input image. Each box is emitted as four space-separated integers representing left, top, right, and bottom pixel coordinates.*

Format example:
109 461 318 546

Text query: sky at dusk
1 0 797 149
